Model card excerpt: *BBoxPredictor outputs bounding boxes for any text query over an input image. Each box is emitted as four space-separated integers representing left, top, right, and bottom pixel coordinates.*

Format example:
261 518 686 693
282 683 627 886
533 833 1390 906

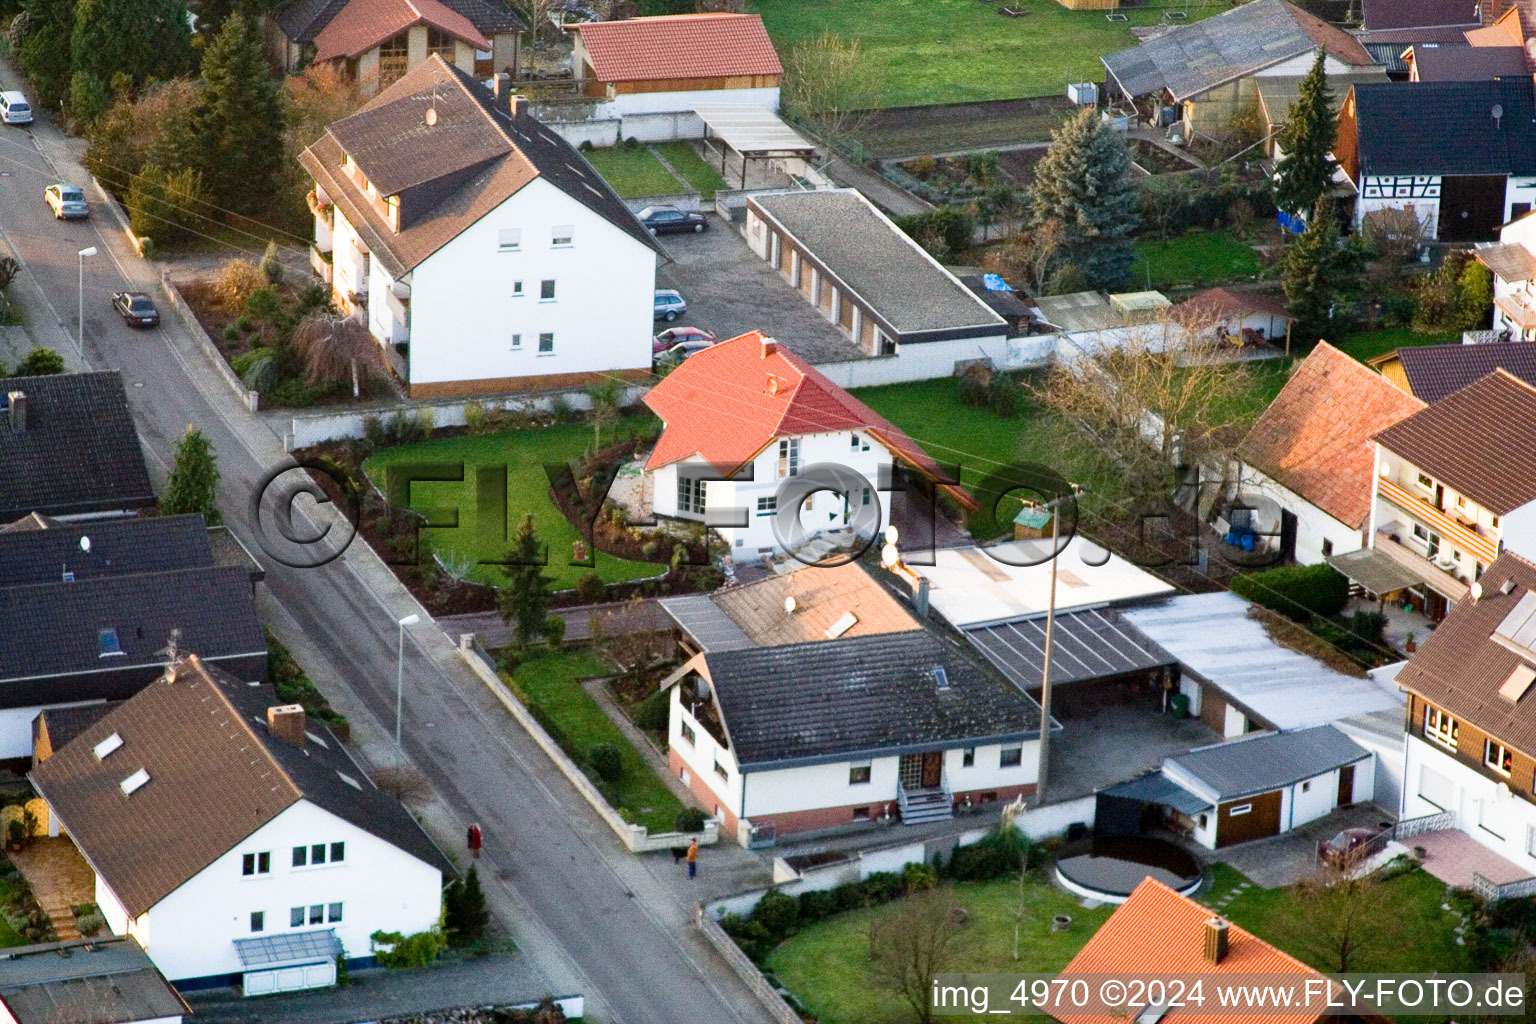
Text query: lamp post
395 614 420 762
1034 483 1086 807
76 247 97 361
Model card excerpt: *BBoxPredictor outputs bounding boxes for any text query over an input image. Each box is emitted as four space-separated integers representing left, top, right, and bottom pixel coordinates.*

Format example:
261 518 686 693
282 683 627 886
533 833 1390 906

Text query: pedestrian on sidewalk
686 838 698 879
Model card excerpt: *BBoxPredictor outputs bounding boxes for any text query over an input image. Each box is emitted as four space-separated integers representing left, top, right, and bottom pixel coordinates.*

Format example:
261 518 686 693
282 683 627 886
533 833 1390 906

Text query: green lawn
0 871 30 948
1328 327 1459 364
653 142 729 198
363 419 664 588
768 877 1114 1024
1133 230 1262 290
580 146 685 198
753 0 1221 107
506 653 684 833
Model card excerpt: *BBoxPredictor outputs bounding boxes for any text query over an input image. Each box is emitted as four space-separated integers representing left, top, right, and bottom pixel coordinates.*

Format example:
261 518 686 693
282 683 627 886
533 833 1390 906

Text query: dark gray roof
1363 38 1467 74
0 514 214 588
1389 340 1536 403
1412 45 1530 81
234 928 341 968
37 702 120 751
0 373 154 522
0 937 187 1024
956 274 1035 319
962 608 1175 690
276 0 523 41
702 631 1044 769
660 594 753 652
1361 0 1480 30
1166 725 1368 800
748 190 1004 337
440 0 526 34
0 566 265 685
1349 78 1536 176
1101 772 1211 815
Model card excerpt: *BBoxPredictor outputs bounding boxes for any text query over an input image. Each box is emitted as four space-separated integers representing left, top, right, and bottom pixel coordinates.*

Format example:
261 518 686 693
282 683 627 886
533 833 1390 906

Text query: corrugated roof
0 937 187 1024
1326 546 1424 593
571 13 781 83
962 608 1175 690
1166 726 1369 801
1255 68 1390 123
660 594 754 652
1100 772 1211 815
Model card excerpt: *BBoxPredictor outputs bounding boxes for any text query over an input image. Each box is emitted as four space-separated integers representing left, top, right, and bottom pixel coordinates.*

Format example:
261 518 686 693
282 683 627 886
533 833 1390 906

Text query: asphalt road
0 63 770 1024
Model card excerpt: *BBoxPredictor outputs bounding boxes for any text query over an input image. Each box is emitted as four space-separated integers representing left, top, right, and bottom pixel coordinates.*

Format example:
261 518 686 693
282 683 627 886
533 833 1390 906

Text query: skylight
932 666 950 691
824 612 858 639
93 733 123 760
119 768 150 795
1491 590 1536 659
98 628 124 658
336 772 362 790
1499 663 1536 703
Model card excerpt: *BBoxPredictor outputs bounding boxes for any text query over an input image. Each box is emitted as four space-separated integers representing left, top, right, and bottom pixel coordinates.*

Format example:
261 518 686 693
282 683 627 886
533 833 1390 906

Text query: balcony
310 245 332 284
306 189 333 226
1494 292 1536 330
1376 477 1499 564
1372 529 1470 602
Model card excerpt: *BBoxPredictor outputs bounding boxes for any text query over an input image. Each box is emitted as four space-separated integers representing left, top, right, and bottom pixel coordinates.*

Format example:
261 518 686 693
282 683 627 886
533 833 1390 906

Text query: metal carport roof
1100 773 1212 816
692 104 816 155
962 607 1175 690
660 594 753 652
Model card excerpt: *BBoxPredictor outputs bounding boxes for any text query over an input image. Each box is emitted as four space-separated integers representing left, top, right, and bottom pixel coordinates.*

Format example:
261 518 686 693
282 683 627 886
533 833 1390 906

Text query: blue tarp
982 273 1014 292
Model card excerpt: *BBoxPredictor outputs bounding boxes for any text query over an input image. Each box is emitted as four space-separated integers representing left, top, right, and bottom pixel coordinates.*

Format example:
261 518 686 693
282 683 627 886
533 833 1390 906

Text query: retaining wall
695 906 802 1024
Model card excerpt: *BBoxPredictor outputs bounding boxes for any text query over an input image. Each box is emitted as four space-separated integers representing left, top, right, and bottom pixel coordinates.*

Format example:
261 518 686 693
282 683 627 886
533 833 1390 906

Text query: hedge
1230 563 1350 622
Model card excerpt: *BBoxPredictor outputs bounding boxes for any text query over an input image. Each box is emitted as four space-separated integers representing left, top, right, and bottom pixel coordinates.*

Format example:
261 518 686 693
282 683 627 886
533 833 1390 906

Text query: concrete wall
1236 466 1364 566
813 335 1050 390
540 110 709 147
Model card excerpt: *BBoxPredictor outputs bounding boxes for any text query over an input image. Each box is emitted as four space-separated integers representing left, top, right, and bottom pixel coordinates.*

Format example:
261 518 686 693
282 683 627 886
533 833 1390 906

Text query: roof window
336 771 362 790
93 733 123 760
119 768 150 796
98 628 124 657
824 612 858 639
933 666 950 691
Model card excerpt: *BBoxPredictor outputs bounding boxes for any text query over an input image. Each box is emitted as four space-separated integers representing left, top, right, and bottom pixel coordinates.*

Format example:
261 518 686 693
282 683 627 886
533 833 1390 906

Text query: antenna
158 627 183 666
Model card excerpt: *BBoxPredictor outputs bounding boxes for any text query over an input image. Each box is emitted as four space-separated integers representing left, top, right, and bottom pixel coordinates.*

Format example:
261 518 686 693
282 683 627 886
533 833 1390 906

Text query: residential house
0 373 154 523
1236 341 1426 567
266 0 523 87
663 628 1049 843
0 514 266 763
1101 0 1379 138
1476 210 1536 338
1366 369 1536 619
301 56 661 398
568 14 782 116
0 936 188 1024
1335 78 1536 241
743 190 1009 371
641 331 979 556
1097 726 1373 852
1359 0 1484 75
1367 339 1536 399
29 656 452 991
1394 550 1536 883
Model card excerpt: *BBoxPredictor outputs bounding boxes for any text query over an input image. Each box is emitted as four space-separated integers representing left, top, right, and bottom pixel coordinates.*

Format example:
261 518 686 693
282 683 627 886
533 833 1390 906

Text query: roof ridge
1493 364 1536 395
184 656 304 802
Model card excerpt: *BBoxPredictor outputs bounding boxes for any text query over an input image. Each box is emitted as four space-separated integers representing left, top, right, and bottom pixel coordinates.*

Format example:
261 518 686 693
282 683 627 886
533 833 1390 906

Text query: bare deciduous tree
1361 206 1430 282
868 888 969 1024
291 310 392 398
373 765 434 805
510 0 559 60
983 219 1064 295
781 32 884 163
1281 845 1384 973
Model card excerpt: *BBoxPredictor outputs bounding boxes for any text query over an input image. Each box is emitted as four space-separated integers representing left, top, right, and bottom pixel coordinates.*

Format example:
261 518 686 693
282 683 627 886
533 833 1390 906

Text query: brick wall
670 747 738 837
1406 693 1536 804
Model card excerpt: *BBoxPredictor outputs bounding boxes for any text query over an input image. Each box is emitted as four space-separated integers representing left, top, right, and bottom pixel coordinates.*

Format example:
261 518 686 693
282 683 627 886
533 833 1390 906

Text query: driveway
655 218 866 365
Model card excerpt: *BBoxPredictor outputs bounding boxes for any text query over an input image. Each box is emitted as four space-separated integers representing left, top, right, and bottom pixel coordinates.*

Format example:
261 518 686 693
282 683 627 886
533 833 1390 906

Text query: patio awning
962 608 1176 690
1101 773 1211 816
692 105 817 156
1327 547 1425 596
233 929 341 969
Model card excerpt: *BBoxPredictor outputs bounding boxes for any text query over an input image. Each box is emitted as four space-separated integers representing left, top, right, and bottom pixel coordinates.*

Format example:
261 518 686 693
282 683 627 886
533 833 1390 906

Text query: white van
1 91 34 125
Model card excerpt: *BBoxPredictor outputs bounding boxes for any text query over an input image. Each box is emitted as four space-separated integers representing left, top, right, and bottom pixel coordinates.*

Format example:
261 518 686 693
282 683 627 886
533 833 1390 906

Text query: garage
1215 790 1283 847
234 930 341 997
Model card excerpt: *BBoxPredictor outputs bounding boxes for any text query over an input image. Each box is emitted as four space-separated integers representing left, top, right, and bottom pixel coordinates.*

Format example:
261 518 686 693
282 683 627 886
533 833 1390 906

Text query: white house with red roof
642 332 977 556
569 14 782 117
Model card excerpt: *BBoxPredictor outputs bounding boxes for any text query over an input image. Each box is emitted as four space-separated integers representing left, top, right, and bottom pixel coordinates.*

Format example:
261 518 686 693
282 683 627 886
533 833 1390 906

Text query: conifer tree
1029 107 1140 289
163 425 222 524
69 0 193 122
1282 200 1341 339
498 515 553 651
1272 49 1338 218
192 13 285 210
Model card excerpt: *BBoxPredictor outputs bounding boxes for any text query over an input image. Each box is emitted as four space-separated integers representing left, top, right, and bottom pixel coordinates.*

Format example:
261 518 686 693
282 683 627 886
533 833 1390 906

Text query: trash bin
1170 693 1190 718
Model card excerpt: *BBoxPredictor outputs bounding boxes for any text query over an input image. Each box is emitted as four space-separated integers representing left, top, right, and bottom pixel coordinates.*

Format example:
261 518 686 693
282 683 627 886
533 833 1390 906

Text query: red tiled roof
1289 2 1378 64
1465 6 1528 45
571 13 782 83
314 0 490 62
642 332 978 511
1239 341 1425 527
1175 287 1295 325
1054 879 1329 1024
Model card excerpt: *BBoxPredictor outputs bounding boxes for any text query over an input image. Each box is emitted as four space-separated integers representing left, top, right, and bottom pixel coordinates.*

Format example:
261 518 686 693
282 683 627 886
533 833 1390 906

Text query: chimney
1204 917 1230 965
492 73 518 117
915 577 930 619
266 704 306 748
760 336 775 358
7 391 25 433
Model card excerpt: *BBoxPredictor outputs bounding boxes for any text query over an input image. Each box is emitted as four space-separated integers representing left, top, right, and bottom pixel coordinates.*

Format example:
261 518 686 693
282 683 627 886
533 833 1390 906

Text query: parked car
0 91 32 125
652 326 716 354
655 339 716 364
44 183 89 219
638 205 707 235
654 289 687 322
112 292 160 327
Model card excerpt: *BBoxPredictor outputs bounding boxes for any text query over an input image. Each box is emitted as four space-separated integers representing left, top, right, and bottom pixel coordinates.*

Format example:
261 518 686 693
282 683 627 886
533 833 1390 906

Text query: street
0 59 771 1024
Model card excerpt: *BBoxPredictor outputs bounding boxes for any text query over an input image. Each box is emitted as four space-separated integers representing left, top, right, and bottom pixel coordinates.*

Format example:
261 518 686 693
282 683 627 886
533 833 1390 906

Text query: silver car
654 289 687 323
45 183 89 219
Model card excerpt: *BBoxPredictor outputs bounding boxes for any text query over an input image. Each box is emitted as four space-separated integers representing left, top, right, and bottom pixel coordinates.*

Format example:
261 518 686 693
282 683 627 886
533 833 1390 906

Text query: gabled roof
30 657 451 919
1102 0 1375 102
0 372 154 522
1239 342 1425 527
300 56 658 278
0 514 214 588
1465 6 1528 46
641 332 979 510
1371 339 1536 402
699 631 1044 769
1255 68 1391 122
276 0 522 42
1362 0 1482 30
1345 77 1536 177
570 13 782 83
0 936 188 1024
1373 368 1536 513
1166 726 1368 801
710 562 920 646
312 0 489 62
1055 879 1328 1024
1411 43 1530 78
1175 286 1295 325
1395 552 1536 754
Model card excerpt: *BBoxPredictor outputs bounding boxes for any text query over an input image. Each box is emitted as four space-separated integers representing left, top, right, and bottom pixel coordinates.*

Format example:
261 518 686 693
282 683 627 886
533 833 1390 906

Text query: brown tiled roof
571 14 782 83
1373 368 1536 514
1465 6 1528 45
712 563 920 646
1174 286 1295 325
300 55 658 278
1290 2 1377 63
1395 552 1536 755
1239 342 1425 527
1476 241 1536 283
1411 43 1530 78
1377 340 1536 403
312 0 488 61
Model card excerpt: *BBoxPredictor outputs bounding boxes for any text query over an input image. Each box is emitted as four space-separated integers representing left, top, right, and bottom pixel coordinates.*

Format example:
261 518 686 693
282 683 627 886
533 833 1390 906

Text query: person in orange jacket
686 838 699 879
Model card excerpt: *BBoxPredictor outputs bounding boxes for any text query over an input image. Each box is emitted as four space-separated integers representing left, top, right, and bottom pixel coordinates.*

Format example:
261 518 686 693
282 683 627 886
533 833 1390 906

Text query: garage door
243 960 336 997
1215 790 1282 848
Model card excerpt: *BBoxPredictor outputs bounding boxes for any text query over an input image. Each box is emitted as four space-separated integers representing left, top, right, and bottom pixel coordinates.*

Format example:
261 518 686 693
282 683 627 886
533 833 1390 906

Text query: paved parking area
654 217 866 365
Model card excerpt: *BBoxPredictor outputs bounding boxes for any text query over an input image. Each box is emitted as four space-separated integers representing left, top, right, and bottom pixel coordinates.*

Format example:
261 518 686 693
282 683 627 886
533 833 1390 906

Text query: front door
920 752 943 788
1434 483 1445 511
1337 764 1355 806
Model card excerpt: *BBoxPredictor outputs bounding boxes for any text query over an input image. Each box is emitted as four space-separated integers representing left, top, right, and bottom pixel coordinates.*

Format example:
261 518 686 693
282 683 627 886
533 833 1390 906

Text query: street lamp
76 247 97 361
1034 483 1087 807
395 613 420 762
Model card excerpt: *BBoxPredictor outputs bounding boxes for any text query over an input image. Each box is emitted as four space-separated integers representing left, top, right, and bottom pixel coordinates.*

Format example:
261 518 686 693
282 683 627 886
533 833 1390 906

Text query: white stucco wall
607 86 779 117
330 208 370 317
1405 735 1536 874
1238 466 1365 566
1499 502 1536 563
1354 179 1440 241
4 701 106 761
92 799 442 982
943 741 1040 792
670 689 743 817
401 177 655 389
743 757 901 818
1505 178 1536 226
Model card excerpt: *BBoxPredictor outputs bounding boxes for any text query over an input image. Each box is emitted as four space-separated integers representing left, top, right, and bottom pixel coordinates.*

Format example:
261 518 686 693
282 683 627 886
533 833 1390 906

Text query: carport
1097 772 1212 837
692 105 819 189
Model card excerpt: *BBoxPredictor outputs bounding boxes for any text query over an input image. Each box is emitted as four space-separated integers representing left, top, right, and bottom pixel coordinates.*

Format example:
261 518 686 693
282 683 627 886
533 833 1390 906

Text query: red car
652 326 716 354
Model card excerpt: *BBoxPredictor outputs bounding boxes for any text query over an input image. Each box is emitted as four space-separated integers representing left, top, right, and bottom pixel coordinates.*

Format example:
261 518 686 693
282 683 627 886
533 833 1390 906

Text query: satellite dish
1470 581 1484 602
881 543 899 567
425 106 438 127
1491 103 1504 123
884 524 899 544
79 536 91 553
783 595 797 614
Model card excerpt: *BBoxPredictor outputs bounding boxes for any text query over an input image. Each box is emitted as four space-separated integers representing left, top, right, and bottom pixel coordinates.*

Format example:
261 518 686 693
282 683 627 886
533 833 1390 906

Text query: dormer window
384 195 399 230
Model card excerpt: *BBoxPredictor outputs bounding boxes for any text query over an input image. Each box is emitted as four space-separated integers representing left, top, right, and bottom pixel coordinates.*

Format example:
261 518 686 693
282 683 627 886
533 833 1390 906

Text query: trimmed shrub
1230 563 1350 622
674 806 708 833
586 742 624 783
719 913 772 961
752 889 799 941
863 870 905 904
988 373 1022 418
636 688 671 733
543 615 566 651
575 572 606 604
1347 609 1387 646
798 888 838 922
245 286 281 322
833 881 867 912
948 834 1015 881
894 207 975 258
370 928 446 969
903 861 938 893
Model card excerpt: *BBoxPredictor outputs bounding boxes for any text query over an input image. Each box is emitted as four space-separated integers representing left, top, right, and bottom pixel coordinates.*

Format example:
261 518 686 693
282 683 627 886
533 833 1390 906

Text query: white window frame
777 438 800 478
511 280 524 298
1424 705 1459 751
680 721 696 746
498 228 521 252
999 746 1022 768
1228 803 1253 816
538 332 554 354
1485 738 1514 778
552 225 573 247
962 747 975 767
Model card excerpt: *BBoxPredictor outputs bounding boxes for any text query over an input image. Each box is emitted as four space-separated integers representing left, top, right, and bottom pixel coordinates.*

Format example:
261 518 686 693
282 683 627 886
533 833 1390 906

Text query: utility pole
1034 483 1086 807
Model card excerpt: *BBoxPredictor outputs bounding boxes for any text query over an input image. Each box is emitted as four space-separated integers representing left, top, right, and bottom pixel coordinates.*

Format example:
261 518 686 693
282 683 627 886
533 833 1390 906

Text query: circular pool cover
1054 835 1202 901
